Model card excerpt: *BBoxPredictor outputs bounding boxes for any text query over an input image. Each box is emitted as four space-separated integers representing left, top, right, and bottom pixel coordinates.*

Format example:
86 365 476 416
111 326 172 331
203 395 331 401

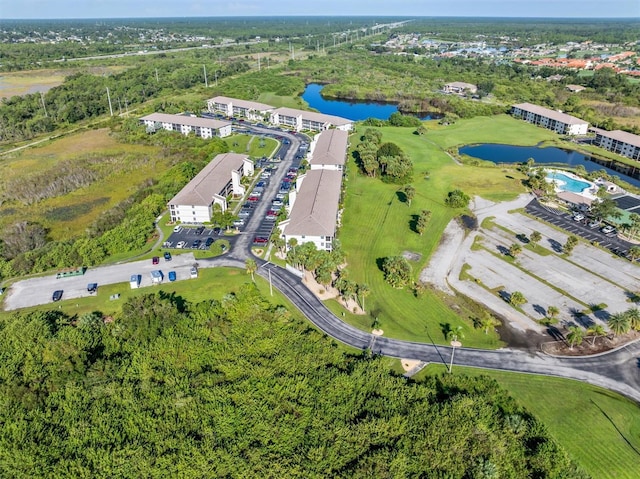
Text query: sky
2 0 638 19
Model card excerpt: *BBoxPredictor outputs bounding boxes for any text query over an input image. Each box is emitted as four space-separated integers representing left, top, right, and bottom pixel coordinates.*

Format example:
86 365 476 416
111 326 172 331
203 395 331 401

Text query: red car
253 237 268 244
248 196 260 202
152 256 160 265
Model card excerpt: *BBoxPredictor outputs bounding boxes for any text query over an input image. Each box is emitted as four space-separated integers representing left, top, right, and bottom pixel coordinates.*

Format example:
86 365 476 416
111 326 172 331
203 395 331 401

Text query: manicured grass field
415 364 640 479
225 133 278 157
338 121 528 347
258 92 308 109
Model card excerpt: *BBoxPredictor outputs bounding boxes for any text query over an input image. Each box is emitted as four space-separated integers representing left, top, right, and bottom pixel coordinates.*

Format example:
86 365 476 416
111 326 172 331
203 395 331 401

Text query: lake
301 83 433 121
459 143 640 188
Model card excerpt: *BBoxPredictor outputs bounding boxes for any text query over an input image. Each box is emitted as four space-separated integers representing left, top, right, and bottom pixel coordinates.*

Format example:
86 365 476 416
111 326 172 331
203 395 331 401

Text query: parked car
601 225 616 234
190 266 198 278
87 283 98 293
152 256 160 265
213 227 222 235
588 220 600 228
168 271 177 282
573 214 585 221
176 241 186 249
205 237 215 247
173 225 182 233
272 200 283 206
248 195 260 202
238 210 251 218
52 290 63 302
257 181 267 188
164 252 172 261
234 219 245 227
191 239 201 248
195 226 205 235
253 236 268 244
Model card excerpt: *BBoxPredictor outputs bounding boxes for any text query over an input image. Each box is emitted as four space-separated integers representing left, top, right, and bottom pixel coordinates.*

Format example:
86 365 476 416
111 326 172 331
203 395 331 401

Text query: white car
573 214 585 221
173 225 182 233
176 241 186 249
601 225 616 234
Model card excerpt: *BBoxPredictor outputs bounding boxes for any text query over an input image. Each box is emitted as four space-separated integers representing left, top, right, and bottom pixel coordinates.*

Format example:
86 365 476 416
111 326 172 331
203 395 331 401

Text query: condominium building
206 96 274 121
270 107 353 132
140 113 232 138
511 103 589 135
592 128 640 161
280 169 343 252
168 153 254 223
307 130 349 171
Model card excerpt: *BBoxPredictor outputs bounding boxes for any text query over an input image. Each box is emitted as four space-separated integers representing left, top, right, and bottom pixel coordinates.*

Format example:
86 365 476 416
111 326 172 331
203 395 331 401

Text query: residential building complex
307 130 349 171
168 153 254 223
279 169 343 252
140 113 232 138
206 96 274 121
592 128 640 161
269 107 353 132
511 103 589 135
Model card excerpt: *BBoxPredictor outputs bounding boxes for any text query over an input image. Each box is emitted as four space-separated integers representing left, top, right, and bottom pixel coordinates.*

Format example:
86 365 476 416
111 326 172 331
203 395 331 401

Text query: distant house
511 102 589 135
206 96 274 121
307 130 349 171
592 128 640 161
556 191 593 212
566 84 586 93
140 113 232 138
269 107 353 132
279 169 343 252
443 81 478 95
168 153 254 223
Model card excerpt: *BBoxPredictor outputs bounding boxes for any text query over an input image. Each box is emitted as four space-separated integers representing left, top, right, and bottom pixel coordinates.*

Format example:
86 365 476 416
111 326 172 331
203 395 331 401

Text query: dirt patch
402 250 422 262
542 329 640 356
302 270 365 314
372 329 384 336
401 359 421 372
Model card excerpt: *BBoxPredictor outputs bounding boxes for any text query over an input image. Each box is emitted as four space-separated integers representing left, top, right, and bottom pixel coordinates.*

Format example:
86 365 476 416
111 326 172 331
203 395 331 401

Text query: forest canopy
0 285 587 478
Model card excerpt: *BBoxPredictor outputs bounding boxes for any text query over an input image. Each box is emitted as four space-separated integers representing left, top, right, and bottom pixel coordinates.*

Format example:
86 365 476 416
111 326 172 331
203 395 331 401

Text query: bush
445 189 471 208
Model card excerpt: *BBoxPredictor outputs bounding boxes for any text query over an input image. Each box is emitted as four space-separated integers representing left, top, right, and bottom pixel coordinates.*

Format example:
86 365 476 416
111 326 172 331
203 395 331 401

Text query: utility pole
40 92 48 117
155 68 159 83
214 70 218 86
106 87 113 116
203 64 208 87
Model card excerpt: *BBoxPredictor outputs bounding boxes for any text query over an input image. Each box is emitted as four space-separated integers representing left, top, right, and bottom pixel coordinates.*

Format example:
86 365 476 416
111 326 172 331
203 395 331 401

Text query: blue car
168 271 177 282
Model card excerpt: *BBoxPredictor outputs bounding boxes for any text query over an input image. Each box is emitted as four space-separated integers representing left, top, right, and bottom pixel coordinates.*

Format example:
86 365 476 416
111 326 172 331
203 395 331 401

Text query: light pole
448 337 462 373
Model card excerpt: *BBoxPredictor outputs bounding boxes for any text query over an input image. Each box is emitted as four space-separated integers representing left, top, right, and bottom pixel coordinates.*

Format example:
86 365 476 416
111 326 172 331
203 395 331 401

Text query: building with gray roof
511 103 589 135
140 112 232 138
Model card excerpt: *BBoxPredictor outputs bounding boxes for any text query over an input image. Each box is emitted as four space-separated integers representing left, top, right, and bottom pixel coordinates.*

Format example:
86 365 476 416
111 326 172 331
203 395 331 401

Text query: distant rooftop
208 96 274 112
592 127 640 149
140 112 230 129
273 107 353 126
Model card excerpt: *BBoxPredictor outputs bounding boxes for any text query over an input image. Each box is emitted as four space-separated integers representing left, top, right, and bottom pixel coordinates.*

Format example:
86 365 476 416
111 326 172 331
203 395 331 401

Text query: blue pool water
547 171 591 193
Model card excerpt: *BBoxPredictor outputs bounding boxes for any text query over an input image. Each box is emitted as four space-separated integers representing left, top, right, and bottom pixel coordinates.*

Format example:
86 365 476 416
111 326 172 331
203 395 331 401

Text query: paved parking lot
164 226 231 250
525 199 632 257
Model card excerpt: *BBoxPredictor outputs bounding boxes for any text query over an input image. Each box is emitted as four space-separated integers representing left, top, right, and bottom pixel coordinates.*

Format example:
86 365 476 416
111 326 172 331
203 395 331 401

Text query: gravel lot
423 194 640 334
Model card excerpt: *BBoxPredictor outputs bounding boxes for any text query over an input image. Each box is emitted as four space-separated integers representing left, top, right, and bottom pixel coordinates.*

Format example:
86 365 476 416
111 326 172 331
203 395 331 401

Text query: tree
608 312 631 336
447 325 465 343
509 243 522 258
530 231 542 246
628 246 640 262
245 258 257 282
591 198 622 222
357 283 370 313
566 326 584 350
403 184 415 207
478 311 500 334
382 256 412 288
509 291 526 307
547 305 560 321
626 307 640 331
563 235 578 254
415 125 427 136
415 209 432 235
445 189 470 208
586 324 606 346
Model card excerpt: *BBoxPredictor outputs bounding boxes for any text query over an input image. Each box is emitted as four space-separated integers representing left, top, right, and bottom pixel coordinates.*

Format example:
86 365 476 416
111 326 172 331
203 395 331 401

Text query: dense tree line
355 129 414 183
0 285 587 478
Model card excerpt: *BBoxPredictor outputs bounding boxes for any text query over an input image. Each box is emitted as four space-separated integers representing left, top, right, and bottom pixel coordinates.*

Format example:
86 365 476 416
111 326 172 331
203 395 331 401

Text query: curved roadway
202 126 640 403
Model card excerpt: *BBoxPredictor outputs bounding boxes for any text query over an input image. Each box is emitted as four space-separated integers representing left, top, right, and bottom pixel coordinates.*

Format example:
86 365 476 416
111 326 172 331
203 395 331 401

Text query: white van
130 274 141 289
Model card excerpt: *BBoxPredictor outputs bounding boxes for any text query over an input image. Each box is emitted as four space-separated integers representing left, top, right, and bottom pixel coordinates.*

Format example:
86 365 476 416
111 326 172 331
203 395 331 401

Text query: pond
459 143 640 188
301 83 434 121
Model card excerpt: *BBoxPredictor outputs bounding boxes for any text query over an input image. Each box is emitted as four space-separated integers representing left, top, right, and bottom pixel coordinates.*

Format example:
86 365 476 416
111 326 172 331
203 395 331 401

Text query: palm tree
625 307 640 331
509 243 522 258
357 283 370 313
608 312 631 337
586 324 606 346
245 258 257 282
529 230 542 246
479 312 500 334
566 326 584 350
628 246 640 262
509 291 526 307
547 305 560 320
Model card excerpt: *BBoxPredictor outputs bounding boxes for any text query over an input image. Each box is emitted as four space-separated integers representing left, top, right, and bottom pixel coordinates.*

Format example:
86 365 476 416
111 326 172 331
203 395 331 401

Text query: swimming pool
546 171 591 193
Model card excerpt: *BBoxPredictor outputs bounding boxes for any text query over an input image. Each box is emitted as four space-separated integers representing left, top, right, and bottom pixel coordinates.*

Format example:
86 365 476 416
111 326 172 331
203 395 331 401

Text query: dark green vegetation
0 285 587 478
417 365 640 479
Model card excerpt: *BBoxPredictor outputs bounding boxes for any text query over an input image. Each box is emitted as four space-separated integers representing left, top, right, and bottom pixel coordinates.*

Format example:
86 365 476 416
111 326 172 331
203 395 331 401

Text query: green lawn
225 133 278 157
338 122 528 347
257 92 308 109
415 364 640 479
